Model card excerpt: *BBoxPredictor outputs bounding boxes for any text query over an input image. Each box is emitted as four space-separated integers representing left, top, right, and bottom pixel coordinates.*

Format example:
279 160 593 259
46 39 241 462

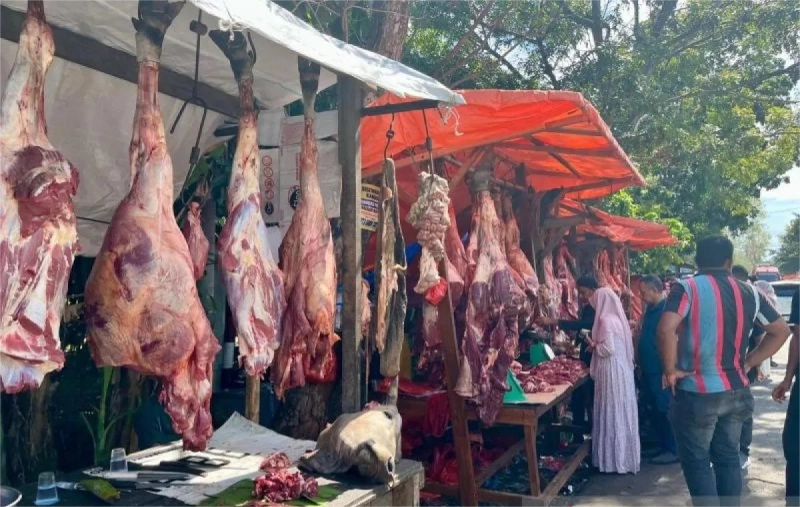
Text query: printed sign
361 183 381 232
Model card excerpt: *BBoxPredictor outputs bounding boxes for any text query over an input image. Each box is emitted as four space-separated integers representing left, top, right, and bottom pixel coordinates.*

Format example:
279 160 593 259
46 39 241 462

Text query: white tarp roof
1 0 465 109
0 0 463 257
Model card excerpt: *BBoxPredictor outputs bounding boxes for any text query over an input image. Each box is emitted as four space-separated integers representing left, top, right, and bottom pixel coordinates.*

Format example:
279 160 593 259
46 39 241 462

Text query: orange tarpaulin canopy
361 90 645 213
559 199 677 251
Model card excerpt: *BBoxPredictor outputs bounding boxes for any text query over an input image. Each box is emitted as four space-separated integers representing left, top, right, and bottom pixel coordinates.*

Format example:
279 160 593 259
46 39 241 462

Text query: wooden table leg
524 419 541 497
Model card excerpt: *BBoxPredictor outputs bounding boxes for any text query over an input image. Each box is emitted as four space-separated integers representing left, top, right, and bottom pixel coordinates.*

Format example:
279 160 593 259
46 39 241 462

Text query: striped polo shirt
664 269 782 393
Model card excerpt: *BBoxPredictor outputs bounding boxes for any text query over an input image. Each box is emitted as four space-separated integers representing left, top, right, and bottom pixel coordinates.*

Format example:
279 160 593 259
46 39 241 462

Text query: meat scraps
180 202 209 282
211 30 286 377
455 188 526 425
272 59 338 397
252 470 318 504
84 2 219 451
260 452 292 472
0 0 79 393
514 356 587 394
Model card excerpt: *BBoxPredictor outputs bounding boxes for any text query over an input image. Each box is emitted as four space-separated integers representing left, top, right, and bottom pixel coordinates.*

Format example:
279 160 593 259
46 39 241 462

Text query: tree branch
650 0 677 38
435 0 495 80
534 38 560 89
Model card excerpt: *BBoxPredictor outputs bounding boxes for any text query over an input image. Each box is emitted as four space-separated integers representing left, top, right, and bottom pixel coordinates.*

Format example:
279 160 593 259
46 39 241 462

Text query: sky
763 165 800 253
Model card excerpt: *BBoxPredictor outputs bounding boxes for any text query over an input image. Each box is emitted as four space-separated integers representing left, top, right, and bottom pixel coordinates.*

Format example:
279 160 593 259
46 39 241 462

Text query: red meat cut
181 202 208 281
210 30 286 378
555 244 578 319
0 1 79 393
455 176 526 425
272 59 338 398
84 2 219 451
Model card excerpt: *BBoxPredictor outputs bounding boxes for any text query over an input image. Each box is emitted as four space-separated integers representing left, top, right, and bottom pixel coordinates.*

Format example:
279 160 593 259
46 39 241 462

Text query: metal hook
383 112 395 160
422 109 434 173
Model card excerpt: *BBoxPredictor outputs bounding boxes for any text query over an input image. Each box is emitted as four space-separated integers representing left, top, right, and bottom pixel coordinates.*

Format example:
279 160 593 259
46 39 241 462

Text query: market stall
1 0 462 502
355 90 644 506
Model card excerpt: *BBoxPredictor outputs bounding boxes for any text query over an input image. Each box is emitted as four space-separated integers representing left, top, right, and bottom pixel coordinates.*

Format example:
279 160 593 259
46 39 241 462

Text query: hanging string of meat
210 30 286 378
455 171 526 425
181 202 209 281
371 158 407 378
272 59 337 399
84 1 219 451
0 0 79 393
554 244 578 320
407 172 462 385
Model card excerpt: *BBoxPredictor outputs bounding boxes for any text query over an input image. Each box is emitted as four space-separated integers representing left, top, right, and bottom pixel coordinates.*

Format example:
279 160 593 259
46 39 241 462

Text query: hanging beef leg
272 59 338 399
0 0 79 394
84 1 219 451
210 29 286 378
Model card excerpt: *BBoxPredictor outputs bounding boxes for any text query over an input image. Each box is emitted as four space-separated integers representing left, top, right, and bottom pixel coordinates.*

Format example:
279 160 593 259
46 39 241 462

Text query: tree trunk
364 0 411 104
5 378 58 486
272 383 335 440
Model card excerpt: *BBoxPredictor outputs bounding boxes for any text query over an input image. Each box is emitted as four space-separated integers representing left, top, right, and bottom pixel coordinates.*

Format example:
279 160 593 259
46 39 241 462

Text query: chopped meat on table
0 0 79 394
84 2 219 451
260 452 292 472
252 469 319 504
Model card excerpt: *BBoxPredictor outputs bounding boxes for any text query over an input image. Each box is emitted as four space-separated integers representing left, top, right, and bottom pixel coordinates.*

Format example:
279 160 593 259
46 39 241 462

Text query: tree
772 214 800 275
401 0 800 239
729 207 770 271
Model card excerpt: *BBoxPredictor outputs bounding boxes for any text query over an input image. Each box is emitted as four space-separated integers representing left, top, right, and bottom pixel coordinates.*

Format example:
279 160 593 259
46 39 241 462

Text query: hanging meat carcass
501 196 538 299
456 171 526 425
593 248 619 292
444 202 467 285
84 2 219 451
272 60 337 398
555 244 578 320
371 159 407 378
0 0 79 393
181 202 209 281
210 30 286 378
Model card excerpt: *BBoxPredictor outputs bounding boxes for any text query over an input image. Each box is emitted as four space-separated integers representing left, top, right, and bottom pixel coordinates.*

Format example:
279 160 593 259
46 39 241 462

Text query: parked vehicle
771 280 800 318
753 264 781 283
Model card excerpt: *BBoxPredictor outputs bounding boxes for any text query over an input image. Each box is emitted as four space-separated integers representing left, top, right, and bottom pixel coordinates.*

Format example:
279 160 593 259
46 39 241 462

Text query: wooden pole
338 75 363 414
436 260 479 506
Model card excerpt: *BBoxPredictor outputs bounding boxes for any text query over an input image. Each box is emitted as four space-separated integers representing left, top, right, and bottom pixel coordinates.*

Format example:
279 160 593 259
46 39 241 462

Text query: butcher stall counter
16 413 423 507
398 374 590 506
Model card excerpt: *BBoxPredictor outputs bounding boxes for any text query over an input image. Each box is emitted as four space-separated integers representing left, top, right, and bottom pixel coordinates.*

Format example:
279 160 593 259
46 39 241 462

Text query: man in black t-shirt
773 288 799 506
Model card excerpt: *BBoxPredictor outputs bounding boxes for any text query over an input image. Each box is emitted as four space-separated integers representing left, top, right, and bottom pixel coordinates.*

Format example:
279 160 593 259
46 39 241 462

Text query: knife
93 471 193 481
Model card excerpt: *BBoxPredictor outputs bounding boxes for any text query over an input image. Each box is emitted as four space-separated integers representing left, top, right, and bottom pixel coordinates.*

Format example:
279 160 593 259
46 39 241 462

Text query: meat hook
421 109 434 174
383 113 395 160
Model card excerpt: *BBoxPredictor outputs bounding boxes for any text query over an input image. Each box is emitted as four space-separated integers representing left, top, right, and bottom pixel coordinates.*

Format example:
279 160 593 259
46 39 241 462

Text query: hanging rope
383 113 395 160
169 10 208 166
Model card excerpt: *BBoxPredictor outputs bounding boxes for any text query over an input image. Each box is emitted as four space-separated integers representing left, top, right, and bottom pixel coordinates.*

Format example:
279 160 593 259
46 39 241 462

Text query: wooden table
16 454 424 507
398 375 590 506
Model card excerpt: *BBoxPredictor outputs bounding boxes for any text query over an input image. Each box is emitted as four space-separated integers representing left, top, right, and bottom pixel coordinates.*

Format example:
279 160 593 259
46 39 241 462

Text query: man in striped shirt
658 236 791 507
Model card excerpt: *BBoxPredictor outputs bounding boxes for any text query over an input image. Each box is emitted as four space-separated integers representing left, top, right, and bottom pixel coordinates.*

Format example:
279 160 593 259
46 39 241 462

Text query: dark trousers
785 380 799 506
644 374 677 454
670 388 754 507
571 378 594 427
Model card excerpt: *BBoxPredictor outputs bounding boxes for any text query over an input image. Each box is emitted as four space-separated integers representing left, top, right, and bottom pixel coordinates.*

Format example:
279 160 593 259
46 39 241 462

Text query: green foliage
728 205 770 271
79 367 136 466
772 214 800 275
401 0 800 240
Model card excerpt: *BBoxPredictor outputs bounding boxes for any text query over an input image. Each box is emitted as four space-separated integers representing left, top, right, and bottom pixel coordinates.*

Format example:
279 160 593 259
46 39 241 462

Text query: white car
771 280 800 318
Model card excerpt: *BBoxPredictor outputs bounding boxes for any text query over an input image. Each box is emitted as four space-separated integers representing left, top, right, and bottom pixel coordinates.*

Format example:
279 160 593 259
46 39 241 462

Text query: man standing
773 287 798 506
658 236 790 507
539 275 598 430
638 275 677 464
731 265 758 470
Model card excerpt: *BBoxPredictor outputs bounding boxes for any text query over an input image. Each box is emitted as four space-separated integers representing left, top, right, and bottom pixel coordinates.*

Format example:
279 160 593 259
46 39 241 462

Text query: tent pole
339 74 364 414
